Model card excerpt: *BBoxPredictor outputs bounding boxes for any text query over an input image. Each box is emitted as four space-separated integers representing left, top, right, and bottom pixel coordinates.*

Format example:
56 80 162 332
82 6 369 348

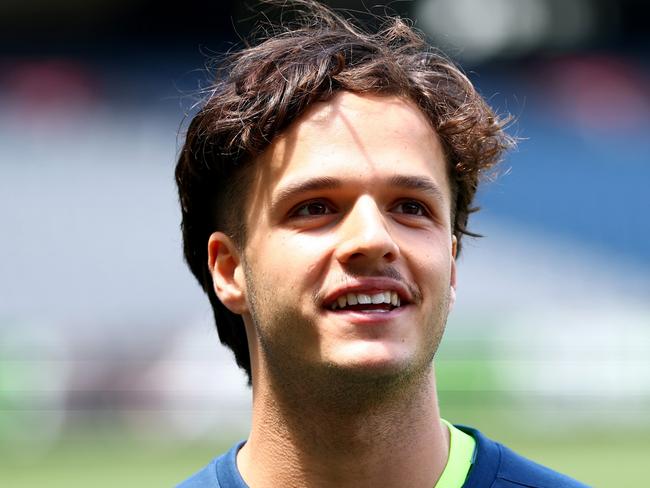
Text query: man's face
230 92 456 381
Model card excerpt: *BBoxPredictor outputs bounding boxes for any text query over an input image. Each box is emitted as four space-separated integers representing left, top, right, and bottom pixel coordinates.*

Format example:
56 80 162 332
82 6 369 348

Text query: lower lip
324 305 409 325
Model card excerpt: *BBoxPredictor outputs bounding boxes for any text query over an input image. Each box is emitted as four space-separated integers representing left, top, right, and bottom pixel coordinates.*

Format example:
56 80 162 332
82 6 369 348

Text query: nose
334 196 400 266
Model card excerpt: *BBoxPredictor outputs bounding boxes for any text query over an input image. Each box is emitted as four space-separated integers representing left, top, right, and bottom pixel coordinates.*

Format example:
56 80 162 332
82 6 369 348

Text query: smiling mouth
327 291 404 312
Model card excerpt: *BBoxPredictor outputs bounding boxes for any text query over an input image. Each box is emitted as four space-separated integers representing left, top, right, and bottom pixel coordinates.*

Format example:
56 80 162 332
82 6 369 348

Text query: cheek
284 232 336 272
404 237 453 293
253 234 334 290
402 230 451 264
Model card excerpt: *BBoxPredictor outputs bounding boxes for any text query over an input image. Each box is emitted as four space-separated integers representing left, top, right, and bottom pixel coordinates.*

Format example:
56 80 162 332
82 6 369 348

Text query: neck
237 363 449 488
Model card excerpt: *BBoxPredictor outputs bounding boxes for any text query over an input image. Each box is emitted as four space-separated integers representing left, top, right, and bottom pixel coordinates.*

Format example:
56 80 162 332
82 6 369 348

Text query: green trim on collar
434 419 477 488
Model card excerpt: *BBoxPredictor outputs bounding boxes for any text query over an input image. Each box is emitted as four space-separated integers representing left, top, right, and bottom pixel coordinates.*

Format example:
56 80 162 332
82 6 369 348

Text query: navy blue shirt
177 425 590 487
458 426 590 487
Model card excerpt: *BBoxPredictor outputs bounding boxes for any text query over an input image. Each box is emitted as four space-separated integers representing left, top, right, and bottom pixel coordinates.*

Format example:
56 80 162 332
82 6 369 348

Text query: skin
208 92 458 488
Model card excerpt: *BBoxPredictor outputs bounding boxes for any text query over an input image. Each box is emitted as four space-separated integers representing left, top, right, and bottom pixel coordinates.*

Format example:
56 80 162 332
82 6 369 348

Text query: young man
175 2 588 487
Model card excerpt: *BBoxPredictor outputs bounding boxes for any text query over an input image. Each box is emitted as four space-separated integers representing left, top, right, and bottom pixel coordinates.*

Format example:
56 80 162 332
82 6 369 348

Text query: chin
327 341 423 377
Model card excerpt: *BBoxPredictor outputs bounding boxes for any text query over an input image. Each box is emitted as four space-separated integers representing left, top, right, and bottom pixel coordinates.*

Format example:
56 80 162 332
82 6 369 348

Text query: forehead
274 92 442 165
246 91 450 213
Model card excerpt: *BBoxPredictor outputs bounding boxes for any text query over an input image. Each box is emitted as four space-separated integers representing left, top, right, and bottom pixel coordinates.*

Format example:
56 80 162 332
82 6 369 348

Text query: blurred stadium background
1 0 648 486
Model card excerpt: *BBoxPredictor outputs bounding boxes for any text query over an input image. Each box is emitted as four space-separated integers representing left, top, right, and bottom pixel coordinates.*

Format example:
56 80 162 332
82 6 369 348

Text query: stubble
242 260 450 416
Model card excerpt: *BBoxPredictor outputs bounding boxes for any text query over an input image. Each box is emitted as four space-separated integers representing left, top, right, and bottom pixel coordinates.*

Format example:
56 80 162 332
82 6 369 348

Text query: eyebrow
388 175 447 205
270 174 446 211
271 176 343 210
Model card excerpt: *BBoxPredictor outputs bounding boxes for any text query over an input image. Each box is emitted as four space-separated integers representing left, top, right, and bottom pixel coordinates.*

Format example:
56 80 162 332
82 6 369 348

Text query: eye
392 200 429 217
293 200 335 217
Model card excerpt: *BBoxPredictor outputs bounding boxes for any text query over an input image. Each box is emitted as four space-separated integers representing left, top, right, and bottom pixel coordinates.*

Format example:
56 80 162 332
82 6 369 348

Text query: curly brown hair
175 0 513 381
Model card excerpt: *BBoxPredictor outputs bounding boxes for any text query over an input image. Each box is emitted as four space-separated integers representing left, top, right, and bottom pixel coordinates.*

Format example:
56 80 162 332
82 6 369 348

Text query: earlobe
208 232 247 314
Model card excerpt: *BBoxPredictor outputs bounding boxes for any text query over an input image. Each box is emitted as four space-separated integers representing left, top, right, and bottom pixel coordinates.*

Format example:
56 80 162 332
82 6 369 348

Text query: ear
448 234 457 312
207 232 248 315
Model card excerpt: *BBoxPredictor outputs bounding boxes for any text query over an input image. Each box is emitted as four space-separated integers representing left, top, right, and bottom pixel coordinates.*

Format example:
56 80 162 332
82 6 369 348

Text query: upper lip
321 277 413 308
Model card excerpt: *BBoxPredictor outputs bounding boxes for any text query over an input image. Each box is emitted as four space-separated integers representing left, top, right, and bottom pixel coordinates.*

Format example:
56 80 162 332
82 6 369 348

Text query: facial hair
242 259 450 415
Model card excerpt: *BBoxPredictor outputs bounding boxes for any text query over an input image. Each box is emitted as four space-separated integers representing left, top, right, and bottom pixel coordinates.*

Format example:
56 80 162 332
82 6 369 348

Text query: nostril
338 240 399 261
343 250 397 263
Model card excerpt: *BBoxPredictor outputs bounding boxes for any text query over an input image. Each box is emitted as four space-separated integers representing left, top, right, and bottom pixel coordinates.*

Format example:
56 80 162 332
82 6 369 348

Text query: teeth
370 293 385 304
357 294 372 304
330 290 404 310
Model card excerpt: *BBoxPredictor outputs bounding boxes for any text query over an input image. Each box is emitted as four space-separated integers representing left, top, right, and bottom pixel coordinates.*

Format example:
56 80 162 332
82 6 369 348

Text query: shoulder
175 441 247 488
457 425 591 488
176 457 219 488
